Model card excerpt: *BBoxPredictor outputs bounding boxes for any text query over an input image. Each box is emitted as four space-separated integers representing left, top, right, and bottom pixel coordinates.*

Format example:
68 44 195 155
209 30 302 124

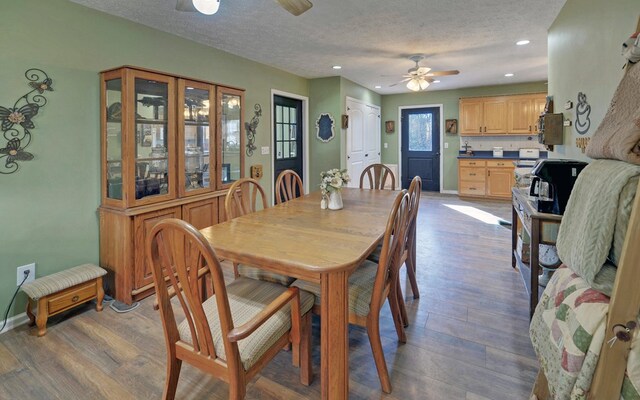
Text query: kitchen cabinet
99 66 244 304
460 93 546 136
458 159 514 199
507 94 547 135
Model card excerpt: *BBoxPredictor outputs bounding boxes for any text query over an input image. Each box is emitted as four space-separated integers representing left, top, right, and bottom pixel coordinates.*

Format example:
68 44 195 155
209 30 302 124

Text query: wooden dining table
199 187 400 399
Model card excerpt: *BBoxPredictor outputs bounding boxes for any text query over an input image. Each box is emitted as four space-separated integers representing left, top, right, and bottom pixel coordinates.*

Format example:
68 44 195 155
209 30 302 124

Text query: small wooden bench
21 264 107 337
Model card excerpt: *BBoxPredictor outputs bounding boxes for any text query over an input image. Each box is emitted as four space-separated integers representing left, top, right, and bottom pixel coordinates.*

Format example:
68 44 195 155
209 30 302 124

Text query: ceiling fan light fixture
419 79 430 90
192 0 220 15
406 78 421 92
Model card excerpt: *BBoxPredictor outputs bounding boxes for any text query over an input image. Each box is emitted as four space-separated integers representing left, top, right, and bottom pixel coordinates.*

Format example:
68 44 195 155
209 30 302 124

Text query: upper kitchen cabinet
216 87 244 190
459 96 508 135
507 93 547 135
459 93 546 136
101 68 176 208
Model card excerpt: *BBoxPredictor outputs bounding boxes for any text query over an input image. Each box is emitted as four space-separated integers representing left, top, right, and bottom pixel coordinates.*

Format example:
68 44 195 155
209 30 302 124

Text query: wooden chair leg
96 276 105 312
233 262 240 279
406 246 420 299
35 297 48 337
162 351 182 400
299 312 313 386
366 317 392 394
26 298 36 326
396 278 409 328
388 283 407 343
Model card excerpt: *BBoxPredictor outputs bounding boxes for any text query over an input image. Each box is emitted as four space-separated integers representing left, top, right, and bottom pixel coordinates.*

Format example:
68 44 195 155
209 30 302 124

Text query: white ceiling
69 0 566 94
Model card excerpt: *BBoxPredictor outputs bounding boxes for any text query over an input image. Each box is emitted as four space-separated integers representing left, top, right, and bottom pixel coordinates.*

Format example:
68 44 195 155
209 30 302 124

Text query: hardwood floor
0 193 536 399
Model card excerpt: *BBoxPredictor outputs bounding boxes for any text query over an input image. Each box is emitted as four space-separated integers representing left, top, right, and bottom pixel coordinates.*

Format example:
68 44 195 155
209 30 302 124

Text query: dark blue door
401 107 440 191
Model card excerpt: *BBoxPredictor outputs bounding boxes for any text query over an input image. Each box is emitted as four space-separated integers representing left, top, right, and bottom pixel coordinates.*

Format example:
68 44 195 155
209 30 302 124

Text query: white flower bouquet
320 168 351 197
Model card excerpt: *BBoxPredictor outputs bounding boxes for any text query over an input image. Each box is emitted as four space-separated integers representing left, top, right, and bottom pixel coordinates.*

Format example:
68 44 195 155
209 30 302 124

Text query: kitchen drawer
459 181 486 196
47 281 97 314
459 167 486 182
486 159 513 168
459 159 486 167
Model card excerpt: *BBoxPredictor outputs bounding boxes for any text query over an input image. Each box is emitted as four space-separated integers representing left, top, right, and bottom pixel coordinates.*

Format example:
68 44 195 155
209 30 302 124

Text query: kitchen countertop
457 150 548 160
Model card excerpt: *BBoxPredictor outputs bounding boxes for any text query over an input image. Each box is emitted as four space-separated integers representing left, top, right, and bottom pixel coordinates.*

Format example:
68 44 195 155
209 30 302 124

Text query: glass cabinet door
178 80 214 196
132 74 175 204
104 76 123 202
217 87 244 188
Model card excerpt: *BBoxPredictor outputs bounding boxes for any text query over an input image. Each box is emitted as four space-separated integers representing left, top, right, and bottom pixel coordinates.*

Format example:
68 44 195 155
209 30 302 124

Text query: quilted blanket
530 266 640 399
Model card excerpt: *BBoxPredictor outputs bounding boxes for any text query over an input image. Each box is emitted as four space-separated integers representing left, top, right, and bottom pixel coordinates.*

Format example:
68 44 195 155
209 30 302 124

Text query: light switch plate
563 119 572 127
261 146 269 155
444 142 449 149
383 143 388 149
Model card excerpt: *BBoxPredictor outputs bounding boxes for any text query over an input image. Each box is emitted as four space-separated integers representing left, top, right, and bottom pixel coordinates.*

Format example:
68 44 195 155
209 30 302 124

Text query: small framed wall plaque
445 119 458 134
316 113 335 142
341 114 349 129
385 120 395 134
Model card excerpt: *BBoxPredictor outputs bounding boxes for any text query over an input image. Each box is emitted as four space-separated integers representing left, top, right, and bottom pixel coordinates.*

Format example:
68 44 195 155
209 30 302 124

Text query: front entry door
274 95 303 195
401 107 440 190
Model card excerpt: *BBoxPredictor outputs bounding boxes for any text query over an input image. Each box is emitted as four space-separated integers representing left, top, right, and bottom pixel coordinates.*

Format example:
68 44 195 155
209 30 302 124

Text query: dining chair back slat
359 164 396 190
225 178 268 220
275 169 304 204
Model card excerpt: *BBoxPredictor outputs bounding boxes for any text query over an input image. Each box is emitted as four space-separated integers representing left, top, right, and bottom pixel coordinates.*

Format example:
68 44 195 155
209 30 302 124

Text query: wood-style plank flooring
0 193 537 399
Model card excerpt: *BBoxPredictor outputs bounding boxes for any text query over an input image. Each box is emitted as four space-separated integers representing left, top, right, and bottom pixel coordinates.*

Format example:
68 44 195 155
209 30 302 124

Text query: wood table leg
320 271 349 400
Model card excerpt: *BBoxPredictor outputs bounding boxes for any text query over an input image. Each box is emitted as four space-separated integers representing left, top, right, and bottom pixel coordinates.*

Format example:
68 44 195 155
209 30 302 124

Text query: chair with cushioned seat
275 169 304 204
359 163 396 190
147 218 314 400
225 178 296 286
291 190 410 393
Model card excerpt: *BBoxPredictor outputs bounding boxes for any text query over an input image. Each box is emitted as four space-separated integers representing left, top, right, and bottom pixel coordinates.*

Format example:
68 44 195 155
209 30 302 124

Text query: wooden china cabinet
99 66 244 304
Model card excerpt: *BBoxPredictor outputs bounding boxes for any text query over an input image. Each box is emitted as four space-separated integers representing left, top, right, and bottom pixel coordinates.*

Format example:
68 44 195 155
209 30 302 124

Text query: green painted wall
381 82 548 191
0 0 309 321
548 0 638 160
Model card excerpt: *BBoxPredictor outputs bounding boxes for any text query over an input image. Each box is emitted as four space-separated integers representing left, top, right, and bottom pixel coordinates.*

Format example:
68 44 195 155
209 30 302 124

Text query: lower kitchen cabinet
458 159 514 200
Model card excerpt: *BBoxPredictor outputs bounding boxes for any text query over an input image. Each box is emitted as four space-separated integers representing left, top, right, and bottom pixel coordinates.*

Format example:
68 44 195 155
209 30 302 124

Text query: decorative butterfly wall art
0 68 53 174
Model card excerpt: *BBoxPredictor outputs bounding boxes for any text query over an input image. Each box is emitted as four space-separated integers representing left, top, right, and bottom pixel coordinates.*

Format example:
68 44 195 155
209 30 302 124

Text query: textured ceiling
69 0 566 94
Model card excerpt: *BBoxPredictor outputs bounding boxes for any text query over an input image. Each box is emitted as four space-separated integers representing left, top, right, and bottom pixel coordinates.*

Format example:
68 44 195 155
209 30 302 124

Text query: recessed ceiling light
374 85 382 89
516 40 530 46
432 80 441 83
505 73 514 77
332 65 342 70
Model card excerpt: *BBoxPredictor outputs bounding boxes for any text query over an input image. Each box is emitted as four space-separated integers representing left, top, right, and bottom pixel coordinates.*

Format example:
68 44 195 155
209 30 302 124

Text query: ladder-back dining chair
146 218 314 400
292 190 410 393
359 163 396 190
225 178 296 286
275 169 304 204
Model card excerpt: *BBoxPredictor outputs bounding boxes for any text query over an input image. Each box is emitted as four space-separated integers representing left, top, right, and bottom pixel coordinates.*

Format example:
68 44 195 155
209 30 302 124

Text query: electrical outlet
444 142 449 149
261 146 269 155
383 142 388 149
17 263 35 286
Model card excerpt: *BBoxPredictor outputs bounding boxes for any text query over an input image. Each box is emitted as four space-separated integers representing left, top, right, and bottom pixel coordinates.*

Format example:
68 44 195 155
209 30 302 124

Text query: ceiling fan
176 0 313 16
393 55 459 91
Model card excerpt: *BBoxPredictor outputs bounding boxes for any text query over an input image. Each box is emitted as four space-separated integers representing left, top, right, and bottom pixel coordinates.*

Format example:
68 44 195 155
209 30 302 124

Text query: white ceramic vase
328 190 343 210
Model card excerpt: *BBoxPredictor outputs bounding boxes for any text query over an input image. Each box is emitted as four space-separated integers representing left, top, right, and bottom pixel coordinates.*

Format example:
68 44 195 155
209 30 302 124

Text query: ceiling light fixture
374 85 382 89
432 80 440 83
332 65 342 70
192 0 220 15
516 40 530 46
406 77 430 92
505 73 514 77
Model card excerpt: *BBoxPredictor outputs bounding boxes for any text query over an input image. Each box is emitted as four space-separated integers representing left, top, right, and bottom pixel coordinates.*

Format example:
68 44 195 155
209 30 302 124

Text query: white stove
514 149 541 188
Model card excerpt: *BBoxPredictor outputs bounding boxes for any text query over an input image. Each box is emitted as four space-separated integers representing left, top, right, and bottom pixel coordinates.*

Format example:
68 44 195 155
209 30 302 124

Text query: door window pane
408 113 433 151
184 86 210 191
221 93 241 183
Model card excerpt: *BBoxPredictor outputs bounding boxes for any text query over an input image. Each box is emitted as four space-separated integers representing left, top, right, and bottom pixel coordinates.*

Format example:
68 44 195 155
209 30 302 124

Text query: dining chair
225 178 296 286
275 169 304 204
359 163 396 190
146 218 314 400
291 190 410 393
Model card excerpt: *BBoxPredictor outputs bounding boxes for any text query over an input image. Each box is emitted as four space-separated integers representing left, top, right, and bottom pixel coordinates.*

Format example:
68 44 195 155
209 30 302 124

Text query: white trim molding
0 312 29 335
397 104 444 192
270 89 310 205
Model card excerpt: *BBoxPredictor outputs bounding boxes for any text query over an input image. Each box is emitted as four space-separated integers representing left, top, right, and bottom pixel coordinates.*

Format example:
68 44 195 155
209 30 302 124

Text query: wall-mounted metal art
316 113 335 142
245 103 262 157
575 92 591 135
0 68 53 174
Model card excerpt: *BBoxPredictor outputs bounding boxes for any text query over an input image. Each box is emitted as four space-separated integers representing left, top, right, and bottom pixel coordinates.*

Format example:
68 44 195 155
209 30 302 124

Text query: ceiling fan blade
275 0 313 16
426 70 460 77
176 0 197 12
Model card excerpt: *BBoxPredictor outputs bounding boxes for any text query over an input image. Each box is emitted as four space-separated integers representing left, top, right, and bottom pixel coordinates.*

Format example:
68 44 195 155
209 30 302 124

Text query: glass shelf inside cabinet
105 78 123 200
183 86 210 191
135 78 169 200
221 93 241 184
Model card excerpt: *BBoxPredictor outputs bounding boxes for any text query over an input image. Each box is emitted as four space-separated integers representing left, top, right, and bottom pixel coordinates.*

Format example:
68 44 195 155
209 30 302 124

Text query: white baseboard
440 190 459 195
0 312 29 335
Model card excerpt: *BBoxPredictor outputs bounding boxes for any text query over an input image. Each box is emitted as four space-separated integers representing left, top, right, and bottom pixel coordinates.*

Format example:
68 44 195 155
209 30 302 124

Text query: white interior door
346 98 365 187
364 104 381 165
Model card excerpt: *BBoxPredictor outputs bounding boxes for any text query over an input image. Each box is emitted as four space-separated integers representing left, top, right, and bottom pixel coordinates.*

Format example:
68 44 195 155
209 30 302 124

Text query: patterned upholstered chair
275 169 304 204
146 218 314 400
359 163 396 190
225 178 296 286
292 190 410 393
